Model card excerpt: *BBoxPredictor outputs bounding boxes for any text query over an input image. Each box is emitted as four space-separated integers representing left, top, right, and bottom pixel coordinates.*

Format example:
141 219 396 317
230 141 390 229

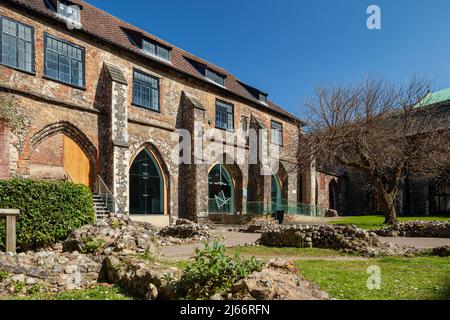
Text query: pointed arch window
271 175 283 211
432 178 450 215
130 149 164 215
208 165 235 214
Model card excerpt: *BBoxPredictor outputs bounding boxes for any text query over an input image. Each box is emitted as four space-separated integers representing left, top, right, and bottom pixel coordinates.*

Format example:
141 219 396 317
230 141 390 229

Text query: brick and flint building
0 0 321 222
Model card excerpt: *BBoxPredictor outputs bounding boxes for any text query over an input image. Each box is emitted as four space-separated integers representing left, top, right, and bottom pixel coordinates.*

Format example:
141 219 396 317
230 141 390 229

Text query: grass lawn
226 246 450 300
228 246 349 258
1 285 134 300
331 215 450 230
298 256 450 300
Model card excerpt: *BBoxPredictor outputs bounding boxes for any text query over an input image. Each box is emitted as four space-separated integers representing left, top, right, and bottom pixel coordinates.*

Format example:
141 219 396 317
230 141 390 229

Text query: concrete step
92 194 111 218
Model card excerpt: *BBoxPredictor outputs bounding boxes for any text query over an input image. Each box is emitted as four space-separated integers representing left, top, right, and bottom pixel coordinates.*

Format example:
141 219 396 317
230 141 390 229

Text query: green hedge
0 179 95 251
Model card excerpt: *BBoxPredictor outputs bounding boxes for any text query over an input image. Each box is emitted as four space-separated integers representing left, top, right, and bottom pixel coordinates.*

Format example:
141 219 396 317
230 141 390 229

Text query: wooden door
63 136 91 187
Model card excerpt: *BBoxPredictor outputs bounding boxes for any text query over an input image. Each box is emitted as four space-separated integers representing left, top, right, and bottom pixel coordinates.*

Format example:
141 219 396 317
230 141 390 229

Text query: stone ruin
0 215 215 297
259 224 421 257
374 220 450 238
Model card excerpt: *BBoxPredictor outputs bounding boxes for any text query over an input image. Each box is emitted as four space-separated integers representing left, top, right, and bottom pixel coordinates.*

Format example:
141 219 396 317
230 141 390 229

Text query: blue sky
88 0 450 117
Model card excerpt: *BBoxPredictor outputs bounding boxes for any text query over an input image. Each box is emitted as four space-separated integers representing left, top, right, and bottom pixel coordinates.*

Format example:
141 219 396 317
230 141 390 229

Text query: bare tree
299 78 450 224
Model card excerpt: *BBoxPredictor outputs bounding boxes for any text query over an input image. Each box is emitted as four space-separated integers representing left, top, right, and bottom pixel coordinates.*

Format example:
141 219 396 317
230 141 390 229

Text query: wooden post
0 209 20 253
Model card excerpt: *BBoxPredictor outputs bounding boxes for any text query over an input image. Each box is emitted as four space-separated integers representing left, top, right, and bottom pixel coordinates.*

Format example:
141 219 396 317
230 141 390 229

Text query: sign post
0 209 20 253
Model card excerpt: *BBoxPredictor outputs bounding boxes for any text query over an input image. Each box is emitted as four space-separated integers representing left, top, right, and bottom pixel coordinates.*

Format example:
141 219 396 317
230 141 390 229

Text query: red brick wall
30 133 64 167
0 120 10 179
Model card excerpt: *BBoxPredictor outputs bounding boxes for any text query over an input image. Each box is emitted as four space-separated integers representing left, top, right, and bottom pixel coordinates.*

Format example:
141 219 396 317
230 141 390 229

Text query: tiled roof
418 88 450 108
5 0 303 124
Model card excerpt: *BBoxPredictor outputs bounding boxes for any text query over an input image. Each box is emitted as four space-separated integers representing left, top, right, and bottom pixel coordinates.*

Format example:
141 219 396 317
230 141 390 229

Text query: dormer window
142 38 170 62
57 1 81 25
206 68 225 87
259 93 267 103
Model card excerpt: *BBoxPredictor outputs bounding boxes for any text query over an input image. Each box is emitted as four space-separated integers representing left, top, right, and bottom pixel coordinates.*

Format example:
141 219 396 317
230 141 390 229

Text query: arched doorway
208 164 235 214
29 133 92 187
29 122 97 188
271 175 283 211
129 149 165 215
329 180 338 211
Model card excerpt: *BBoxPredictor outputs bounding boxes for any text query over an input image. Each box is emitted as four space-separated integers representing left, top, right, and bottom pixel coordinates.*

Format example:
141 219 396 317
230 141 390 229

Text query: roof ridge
4 0 304 124
75 0 231 76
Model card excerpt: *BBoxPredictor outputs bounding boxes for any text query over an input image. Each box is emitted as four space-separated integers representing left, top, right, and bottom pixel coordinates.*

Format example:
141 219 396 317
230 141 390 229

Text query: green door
208 164 235 214
129 149 163 214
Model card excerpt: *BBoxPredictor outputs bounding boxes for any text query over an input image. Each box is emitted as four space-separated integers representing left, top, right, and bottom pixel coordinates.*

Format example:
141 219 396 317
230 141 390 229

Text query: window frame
206 68 225 87
141 38 171 62
271 120 283 146
132 69 161 112
0 15 35 74
56 0 81 25
432 178 450 214
43 33 86 89
259 93 267 103
215 100 234 131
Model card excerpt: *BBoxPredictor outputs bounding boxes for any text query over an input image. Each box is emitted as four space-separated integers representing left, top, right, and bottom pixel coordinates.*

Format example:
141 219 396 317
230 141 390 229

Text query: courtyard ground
226 246 450 300
2 215 449 300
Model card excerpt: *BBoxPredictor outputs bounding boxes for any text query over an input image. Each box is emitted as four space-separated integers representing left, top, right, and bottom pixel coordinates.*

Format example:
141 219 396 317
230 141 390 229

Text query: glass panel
208 165 235 214
259 93 267 102
132 70 160 111
1 17 33 72
206 69 225 86
271 175 282 211
44 35 84 86
129 150 163 215
156 46 170 60
142 39 156 55
215 101 233 130
59 54 71 83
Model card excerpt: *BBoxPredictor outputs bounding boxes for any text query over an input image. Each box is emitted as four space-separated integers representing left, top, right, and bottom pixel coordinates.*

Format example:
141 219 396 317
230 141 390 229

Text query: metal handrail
64 171 74 183
96 175 125 214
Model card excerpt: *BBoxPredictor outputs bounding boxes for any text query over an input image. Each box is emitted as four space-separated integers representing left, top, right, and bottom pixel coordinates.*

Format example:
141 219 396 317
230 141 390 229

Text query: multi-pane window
271 121 283 145
132 70 160 111
206 68 225 87
57 1 81 24
0 16 34 73
142 39 170 62
216 100 234 130
44 34 84 87
433 179 450 214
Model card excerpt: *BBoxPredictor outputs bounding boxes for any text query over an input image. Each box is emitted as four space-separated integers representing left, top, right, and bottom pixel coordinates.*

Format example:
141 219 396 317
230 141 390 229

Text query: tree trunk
380 191 398 225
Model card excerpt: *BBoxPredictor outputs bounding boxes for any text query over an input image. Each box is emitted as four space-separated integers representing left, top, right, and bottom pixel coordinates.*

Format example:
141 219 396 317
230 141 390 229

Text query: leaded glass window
216 100 234 130
132 69 160 111
44 34 84 87
142 39 170 62
206 68 225 86
0 16 34 73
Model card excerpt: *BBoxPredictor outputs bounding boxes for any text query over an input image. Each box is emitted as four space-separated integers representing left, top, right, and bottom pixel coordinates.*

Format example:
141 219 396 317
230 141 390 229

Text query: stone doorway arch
29 122 97 187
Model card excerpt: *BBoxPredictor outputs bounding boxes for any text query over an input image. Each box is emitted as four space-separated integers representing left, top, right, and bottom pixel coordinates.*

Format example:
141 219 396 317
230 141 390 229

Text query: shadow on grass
439 278 450 300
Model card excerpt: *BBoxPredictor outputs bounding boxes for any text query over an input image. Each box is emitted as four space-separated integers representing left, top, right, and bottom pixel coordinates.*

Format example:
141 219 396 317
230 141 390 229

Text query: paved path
378 237 450 249
161 227 450 260
161 230 261 260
